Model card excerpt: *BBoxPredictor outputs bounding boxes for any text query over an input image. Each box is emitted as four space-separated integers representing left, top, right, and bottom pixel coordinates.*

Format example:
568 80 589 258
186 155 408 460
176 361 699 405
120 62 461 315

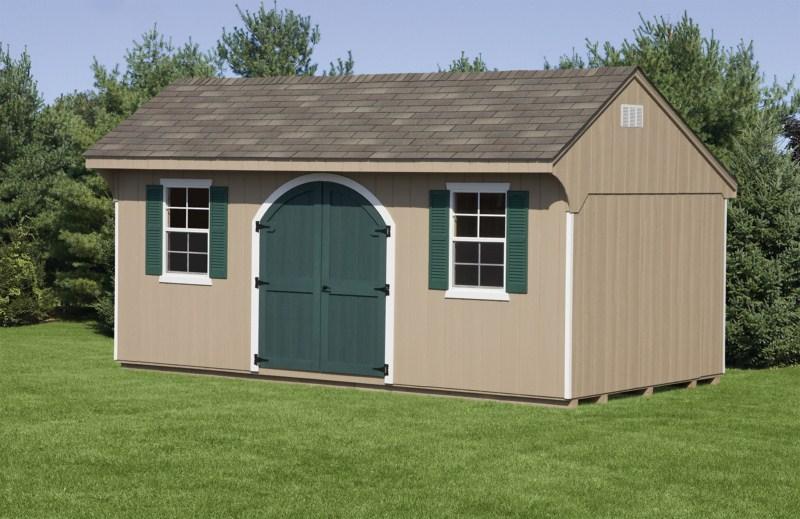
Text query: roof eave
84 157 554 174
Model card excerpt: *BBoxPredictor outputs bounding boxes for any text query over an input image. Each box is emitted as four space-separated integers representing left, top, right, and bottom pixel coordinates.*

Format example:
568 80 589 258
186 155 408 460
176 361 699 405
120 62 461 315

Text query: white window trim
445 182 510 302
158 178 213 286
445 287 510 301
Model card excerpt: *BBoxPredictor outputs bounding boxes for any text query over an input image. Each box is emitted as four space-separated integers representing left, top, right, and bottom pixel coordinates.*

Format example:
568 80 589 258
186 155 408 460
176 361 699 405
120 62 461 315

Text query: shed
85 66 736 406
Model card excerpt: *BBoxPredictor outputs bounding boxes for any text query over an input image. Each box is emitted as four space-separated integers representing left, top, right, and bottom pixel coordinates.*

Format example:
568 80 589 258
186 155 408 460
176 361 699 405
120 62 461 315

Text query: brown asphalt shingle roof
85 67 637 162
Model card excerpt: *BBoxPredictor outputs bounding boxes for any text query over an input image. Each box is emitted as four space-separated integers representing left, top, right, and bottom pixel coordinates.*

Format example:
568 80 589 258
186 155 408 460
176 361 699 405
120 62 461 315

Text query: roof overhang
85 158 553 174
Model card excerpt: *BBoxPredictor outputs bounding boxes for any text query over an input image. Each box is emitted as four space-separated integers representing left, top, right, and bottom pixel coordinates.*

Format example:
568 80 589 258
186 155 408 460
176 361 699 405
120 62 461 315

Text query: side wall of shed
556 78 728 398
570 194 725 397
114 170 568 398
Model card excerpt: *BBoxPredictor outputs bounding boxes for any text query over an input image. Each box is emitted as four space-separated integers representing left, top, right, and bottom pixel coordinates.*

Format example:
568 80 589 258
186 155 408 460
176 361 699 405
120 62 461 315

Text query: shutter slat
145 185 163 276
506 191 529 294
209 186 228 279
428 190 450 290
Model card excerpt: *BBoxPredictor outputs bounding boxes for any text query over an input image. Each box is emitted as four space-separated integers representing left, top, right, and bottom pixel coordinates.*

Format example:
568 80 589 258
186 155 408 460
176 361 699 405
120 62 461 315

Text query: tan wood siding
571 194 725 397
116 170 568 398
553 78 736 211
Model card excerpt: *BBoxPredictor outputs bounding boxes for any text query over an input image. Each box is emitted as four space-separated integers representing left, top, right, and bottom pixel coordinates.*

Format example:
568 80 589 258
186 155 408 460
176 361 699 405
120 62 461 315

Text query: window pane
187 210 209 229
480 266 503 287
168 232 188 252
187 188 209 208
168 188 186 208
454 193 478 214
188 254 207 274
481 243 504 264
188 233 207 253
480 193 505 214
168 252 187 272
454 242 479 263
480 216 505 238
454 264 479 286
455 215 477 237
169 209 186 228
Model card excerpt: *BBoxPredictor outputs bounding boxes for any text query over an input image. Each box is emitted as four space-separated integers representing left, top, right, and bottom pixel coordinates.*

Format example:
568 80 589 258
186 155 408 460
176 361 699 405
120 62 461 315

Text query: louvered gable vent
621 104 644 128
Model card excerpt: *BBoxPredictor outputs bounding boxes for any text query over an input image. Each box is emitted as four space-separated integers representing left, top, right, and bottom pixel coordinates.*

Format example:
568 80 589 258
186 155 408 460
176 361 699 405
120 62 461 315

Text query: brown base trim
260 367 384 386
386 385 572 408
120 363 575 408
576 374 722 406
118 359 253 374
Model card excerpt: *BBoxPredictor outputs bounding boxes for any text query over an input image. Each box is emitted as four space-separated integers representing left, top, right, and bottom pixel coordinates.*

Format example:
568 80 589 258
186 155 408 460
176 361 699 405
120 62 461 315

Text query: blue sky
2 0 798 102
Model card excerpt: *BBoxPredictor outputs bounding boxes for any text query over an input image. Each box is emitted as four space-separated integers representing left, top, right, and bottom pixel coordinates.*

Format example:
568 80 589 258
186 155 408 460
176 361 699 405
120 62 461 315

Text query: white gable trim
249 173 396 384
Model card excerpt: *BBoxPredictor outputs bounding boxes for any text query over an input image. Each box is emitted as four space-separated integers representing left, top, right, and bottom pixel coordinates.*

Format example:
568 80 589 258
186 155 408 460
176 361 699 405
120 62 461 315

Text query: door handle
322 285 331 292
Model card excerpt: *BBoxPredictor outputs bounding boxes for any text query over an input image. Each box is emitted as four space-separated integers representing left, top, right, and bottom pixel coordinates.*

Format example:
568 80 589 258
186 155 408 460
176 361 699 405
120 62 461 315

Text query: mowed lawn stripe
1 322 798 518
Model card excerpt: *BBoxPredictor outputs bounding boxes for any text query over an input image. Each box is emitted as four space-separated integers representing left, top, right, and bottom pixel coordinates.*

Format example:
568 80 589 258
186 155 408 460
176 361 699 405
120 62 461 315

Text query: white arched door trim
249 173 396 384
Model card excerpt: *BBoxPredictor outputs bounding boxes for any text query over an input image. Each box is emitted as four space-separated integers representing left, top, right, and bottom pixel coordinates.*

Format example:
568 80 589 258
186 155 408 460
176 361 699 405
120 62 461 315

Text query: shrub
92 290 114 336
0 230 57 325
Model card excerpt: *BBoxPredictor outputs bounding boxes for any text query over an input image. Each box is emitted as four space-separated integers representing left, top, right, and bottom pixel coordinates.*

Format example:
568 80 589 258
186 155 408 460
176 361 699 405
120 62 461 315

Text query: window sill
444 288 509 302
158 273 213 286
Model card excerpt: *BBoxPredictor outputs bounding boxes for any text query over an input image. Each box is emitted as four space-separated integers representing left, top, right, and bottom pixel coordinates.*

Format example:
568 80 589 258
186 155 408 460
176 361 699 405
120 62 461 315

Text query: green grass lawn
1 322 798 518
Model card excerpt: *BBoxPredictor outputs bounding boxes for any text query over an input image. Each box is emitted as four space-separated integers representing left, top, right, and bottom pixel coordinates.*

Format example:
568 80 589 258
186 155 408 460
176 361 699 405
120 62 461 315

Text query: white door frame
249 173 396 384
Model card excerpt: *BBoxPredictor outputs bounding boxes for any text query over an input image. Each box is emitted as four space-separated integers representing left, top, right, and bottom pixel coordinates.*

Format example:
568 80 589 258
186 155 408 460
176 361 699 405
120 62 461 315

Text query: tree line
1 6 798 367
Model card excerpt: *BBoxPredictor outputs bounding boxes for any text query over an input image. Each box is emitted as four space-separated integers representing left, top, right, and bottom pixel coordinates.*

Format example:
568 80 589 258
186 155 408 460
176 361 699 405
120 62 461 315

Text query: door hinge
254 277 268 288
373 363 389 376
375 225 391 238
375 284 390 295
253 354 268 366
255 222 271 232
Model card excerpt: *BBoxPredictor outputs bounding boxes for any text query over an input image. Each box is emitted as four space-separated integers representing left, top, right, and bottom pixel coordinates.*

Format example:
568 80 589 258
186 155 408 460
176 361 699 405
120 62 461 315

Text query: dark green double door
257 181 387 378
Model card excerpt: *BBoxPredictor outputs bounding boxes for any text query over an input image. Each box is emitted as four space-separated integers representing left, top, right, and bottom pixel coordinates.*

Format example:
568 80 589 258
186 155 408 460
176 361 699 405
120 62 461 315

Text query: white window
446 182 510 301
160 179 213 285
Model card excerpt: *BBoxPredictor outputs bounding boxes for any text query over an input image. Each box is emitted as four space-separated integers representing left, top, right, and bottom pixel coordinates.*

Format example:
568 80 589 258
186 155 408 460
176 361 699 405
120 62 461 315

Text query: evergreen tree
726 113 800 366
325 50 354 77
217 3 353 77
785 116 800 162
442 51 489 73
0 45 57 323
543 48 585 70
92 25 222 123
0 44 41 166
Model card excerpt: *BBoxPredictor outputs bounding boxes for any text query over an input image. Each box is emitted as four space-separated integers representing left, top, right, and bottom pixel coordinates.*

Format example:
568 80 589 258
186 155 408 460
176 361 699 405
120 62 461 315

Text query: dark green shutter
145 185 163 275
209 186 228 279
429 190 450 290
506 190 529 294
